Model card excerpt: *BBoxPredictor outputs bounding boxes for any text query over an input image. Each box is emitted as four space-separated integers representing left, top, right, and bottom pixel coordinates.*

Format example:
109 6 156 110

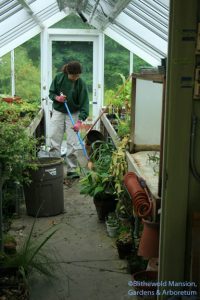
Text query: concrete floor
9 151 133 300
29 181 132 300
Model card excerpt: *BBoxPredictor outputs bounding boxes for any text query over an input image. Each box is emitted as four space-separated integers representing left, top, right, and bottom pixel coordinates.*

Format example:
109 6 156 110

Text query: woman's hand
73 120 82 132
55 95 66 102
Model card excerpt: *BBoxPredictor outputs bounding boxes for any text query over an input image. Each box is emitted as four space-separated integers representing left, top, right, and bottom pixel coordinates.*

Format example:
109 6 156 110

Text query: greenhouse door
41 29 104 145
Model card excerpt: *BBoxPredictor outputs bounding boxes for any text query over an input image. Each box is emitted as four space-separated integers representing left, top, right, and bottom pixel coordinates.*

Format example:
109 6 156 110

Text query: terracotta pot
138 219 159 259
123 172 152 218
2 96 21 103
132 270 158 291
4 242 17 255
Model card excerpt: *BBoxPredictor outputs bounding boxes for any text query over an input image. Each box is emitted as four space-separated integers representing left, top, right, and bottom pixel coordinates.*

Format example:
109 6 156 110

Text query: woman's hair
62 61 82 74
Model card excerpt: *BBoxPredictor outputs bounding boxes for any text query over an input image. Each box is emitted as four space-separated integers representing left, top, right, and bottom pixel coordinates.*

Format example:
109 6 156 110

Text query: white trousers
49 109 79 172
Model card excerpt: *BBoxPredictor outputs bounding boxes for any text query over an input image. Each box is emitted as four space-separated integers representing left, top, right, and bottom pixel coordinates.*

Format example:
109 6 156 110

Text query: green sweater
49 72 89 121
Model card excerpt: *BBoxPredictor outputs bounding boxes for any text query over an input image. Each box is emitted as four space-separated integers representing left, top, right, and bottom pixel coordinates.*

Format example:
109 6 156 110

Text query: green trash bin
24 157 64 217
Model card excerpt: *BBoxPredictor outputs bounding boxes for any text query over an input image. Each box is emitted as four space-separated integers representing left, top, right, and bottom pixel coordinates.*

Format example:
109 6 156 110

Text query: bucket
132 270 158 291
86 130 105 145
24 157 64 217
85 130 105 155
106 222 119 237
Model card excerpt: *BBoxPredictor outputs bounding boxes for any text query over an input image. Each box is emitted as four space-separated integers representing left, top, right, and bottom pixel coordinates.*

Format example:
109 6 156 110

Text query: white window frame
41 28 104 145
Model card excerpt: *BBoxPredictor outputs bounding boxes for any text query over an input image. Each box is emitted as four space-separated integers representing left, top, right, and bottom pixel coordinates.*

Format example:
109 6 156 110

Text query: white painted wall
134 79 163 145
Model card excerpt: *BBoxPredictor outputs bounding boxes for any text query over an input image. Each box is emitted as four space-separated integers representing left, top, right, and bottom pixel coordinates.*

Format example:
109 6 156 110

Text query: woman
49 61 89 179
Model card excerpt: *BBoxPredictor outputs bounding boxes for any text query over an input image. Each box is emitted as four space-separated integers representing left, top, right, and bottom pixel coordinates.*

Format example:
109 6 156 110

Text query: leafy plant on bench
147 152 160 175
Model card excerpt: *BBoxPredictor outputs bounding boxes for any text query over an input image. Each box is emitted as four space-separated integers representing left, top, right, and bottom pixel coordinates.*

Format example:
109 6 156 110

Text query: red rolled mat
124 172 152 218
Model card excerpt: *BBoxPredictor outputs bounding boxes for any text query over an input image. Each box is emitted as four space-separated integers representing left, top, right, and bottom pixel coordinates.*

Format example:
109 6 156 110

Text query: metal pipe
88 0 100 24
11 50 15 97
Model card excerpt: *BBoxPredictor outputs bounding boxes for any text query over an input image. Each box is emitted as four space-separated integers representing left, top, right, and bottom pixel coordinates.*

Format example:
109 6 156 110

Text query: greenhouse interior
0 0 200 299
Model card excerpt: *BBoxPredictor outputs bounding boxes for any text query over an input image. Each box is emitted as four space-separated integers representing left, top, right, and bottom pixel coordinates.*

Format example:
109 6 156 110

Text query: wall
159 0 200 296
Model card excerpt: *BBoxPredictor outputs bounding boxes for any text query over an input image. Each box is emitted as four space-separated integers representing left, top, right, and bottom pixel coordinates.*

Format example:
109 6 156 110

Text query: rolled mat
123 172 152 218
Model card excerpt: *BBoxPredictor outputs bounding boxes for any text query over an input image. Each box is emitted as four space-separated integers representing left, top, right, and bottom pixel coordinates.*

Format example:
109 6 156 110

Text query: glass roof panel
0 0 169 66
102 0 169 65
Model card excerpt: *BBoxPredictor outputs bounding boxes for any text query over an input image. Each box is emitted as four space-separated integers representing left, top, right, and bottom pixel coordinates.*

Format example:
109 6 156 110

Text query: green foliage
21 35 40 68
104 89 115 106
1 219 58 278
116 191 133 219
15 47 40 100
133 55 151 73
109 137 129 196
2 182 19 218
80 137 129 199
79 142 115 197
104 73 132 110
147 151 160 175
117 119 131 138
0 99 40 122
52 40 93 94
0 97 41 183
117 230 132 244
3 234 17 245
0 48 40 100
106 212 119 227
0 53 11 94
104 36 130 90
0 121 38 183
127 252 148 273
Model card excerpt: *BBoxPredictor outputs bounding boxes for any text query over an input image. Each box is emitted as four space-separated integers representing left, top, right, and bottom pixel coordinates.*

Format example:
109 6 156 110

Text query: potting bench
100 72 166 211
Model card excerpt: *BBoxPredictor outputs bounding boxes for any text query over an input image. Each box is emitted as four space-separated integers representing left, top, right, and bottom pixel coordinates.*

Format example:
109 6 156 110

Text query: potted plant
116 227 133 259
0 218 58 299
132 270 158 292
147 151 160 176
80 142 117 221
0 121 38 185
126 252 148 274
105 212 119 238
3 234 17 255
2 96 21 103
0 98 40 124
116 119 130 139
116 190 133 226
107 73 132 118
